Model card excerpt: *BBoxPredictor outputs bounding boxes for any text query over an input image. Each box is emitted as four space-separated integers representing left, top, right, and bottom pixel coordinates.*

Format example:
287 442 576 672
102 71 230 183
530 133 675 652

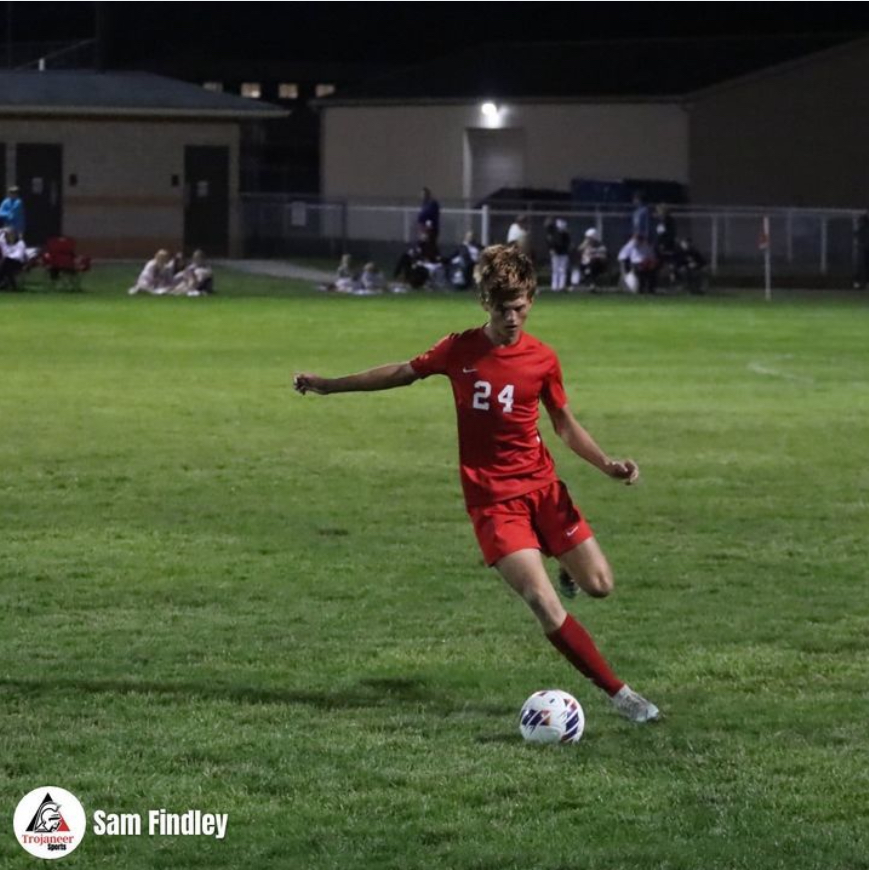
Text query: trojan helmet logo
26 793 71 833
13 786 87 860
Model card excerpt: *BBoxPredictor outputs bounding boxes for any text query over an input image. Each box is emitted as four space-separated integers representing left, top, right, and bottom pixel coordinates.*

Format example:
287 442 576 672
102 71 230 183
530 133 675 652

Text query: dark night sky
2 2 869 67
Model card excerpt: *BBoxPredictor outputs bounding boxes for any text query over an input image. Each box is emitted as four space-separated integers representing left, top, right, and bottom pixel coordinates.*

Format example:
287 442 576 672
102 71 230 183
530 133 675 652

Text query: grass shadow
0 675 513 717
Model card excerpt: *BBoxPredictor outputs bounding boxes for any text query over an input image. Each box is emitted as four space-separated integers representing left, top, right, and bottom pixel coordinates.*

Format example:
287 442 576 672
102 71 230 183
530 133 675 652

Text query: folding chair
42 236 92 291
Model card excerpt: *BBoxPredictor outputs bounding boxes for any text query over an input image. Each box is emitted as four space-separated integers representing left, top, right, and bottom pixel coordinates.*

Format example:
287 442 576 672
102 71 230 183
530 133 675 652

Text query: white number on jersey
472 380 515 414
497 384 515 414
472 380 491 410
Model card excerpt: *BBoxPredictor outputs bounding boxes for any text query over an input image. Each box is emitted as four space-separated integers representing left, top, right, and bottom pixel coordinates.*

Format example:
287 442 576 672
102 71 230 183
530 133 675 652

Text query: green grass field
1 266 868 869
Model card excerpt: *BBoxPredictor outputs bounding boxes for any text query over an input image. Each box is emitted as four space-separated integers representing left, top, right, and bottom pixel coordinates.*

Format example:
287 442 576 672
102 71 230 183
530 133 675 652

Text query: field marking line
747 361 815 384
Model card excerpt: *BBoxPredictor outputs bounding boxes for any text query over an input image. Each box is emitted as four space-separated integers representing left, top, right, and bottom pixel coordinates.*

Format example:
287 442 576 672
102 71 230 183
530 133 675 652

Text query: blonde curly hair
475 244 537 305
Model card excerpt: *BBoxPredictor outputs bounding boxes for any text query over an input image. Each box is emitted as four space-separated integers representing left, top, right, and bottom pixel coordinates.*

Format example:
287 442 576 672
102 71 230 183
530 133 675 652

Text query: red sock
546 614 624 696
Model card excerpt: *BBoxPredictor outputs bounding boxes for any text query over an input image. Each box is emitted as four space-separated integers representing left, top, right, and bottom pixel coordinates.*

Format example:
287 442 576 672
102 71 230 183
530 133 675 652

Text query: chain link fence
241 194 864 286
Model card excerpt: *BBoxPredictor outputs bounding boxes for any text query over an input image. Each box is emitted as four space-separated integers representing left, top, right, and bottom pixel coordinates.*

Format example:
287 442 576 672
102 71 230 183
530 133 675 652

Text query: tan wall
322 102 689 201
690 41 869 207
1 117 240 256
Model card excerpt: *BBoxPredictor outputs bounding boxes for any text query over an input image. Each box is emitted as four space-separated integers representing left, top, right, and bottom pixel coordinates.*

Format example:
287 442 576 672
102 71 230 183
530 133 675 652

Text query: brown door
184 146 229 255
16 143 63 244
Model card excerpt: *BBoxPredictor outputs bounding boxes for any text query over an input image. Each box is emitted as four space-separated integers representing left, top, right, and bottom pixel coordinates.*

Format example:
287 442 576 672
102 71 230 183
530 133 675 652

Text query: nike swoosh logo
566 525 579 537
462 367 477 373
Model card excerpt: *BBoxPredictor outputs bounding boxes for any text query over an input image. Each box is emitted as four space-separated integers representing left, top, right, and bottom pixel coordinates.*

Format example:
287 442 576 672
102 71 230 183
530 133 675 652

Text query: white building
0 70 285 256
318 35 866 208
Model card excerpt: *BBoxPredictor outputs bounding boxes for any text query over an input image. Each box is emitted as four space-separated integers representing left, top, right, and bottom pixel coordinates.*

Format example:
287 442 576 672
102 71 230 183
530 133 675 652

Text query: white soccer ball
519 689 585 744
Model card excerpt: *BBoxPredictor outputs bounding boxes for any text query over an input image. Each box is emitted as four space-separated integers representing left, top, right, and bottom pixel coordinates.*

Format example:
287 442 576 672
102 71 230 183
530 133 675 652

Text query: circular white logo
13 787 87 860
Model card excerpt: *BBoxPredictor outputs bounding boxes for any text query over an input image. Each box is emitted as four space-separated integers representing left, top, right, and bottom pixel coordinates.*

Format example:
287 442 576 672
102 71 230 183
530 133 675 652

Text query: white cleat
611 685 660 723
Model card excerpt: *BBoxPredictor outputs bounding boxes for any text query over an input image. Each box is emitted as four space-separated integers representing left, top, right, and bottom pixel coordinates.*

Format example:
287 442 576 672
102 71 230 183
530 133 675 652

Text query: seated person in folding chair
0 228 28 291
572 228 609 290
674 238 708 295
618 234 659 294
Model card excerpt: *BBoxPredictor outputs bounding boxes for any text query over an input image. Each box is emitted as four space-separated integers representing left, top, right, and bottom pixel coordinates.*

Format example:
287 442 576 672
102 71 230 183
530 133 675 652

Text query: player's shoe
557 567 579 599
611 685 660 723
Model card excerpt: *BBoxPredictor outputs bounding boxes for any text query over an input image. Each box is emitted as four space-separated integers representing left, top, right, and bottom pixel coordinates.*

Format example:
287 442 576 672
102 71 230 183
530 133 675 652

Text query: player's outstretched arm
293 362 419 396
547 404 640 485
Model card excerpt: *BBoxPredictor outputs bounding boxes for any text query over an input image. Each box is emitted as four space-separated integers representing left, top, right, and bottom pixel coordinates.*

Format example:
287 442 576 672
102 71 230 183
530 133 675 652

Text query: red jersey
410 327 568 507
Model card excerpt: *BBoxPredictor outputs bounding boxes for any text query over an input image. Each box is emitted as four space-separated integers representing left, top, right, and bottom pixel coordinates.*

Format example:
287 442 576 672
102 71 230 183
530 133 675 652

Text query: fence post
762 215 772 301
710 215 719 276
340 200 348 256
481 204 490 246
820 216 828 276
595 208 603 240
403 208 412 244
786 210 794 264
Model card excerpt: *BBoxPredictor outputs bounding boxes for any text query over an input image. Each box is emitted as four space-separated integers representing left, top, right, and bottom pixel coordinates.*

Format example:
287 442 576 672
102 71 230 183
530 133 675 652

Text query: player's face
484 293 533 345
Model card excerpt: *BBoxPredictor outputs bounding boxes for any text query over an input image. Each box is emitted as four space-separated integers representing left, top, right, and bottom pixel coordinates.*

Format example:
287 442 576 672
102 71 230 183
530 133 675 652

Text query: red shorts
468 480 594 566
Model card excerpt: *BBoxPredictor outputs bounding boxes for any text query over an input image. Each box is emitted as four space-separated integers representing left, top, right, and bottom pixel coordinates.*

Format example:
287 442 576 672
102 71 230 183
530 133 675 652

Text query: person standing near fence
418 187 441 247
507 215 532 260
630 191 651 240
546 218 571 291
0 186 25 236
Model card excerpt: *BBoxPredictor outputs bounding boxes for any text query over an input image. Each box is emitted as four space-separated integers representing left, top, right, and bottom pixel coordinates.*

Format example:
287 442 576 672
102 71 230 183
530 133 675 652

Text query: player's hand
605 459 640 485
293 373 330 395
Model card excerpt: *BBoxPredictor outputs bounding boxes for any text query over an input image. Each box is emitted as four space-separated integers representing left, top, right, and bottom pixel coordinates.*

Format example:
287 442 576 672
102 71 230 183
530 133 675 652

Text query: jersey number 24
472 381 514 413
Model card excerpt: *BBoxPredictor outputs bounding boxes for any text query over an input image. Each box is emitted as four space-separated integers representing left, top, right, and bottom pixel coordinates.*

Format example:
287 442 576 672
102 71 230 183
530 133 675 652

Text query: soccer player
294 244 660 723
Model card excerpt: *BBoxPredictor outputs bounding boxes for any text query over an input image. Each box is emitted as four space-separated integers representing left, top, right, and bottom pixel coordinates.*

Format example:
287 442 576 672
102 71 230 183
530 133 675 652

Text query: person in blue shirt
630 191 650 240
0 186 25 236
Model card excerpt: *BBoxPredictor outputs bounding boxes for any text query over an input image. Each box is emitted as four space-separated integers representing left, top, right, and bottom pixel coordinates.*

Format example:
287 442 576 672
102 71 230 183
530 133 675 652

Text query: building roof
319 33 862 104
0 70 288 119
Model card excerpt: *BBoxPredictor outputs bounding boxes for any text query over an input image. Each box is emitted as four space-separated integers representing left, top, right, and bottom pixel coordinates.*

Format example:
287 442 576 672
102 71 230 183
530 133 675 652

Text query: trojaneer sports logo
13 787 87 860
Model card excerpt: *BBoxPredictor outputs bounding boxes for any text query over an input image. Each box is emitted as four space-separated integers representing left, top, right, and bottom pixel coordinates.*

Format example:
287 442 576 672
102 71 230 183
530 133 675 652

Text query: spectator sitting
0 228 28 291
448 230 481 290
170 249 214 296
572 228 608 290
0 185 25 235
653 204 678 284
358 262 386 294
394 233 446 289
393 241 429 289
674 238 708 295
188 249 214 295
128 249 173 295
319 253 359 293
618 234 658 294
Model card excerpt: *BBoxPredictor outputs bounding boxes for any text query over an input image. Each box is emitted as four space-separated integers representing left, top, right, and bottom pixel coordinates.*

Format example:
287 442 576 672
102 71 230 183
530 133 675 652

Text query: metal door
184 146 229 255
466 128 526 202
16 143 63 244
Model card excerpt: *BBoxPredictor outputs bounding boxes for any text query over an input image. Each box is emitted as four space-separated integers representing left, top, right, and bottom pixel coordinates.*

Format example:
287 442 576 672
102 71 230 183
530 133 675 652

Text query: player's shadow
0 675 514 718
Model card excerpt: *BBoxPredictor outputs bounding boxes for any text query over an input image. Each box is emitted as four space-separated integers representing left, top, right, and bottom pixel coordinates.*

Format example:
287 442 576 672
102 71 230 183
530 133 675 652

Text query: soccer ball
519 689 585 744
